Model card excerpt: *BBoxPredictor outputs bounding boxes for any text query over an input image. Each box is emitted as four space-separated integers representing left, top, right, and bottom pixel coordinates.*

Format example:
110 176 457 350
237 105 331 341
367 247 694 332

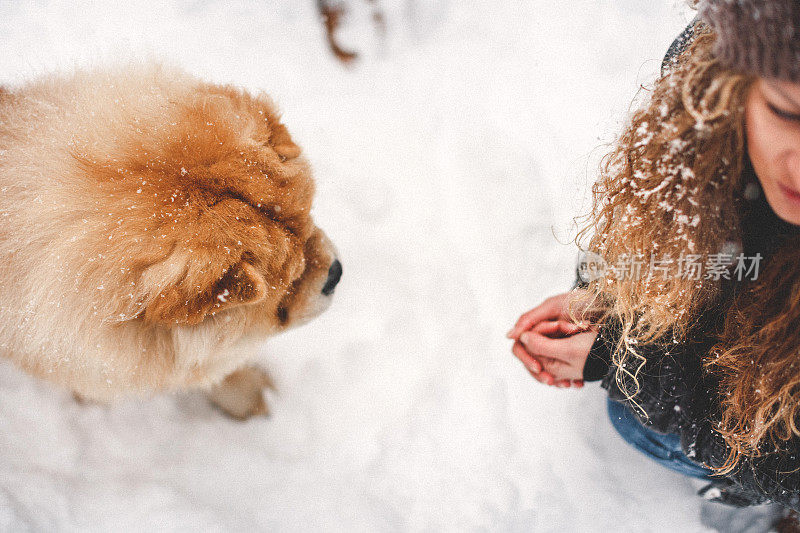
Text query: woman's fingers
506 295 564 339
529 367 555 386
512 342 555 385
511 341 540 372
533 320 586 338
513 341 579 386
518 330 565 359
519 333 586 381
554 379 584 389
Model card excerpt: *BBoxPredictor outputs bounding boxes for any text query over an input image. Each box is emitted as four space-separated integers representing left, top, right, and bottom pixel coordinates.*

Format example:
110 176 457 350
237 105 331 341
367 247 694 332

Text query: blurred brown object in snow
316 0 385 64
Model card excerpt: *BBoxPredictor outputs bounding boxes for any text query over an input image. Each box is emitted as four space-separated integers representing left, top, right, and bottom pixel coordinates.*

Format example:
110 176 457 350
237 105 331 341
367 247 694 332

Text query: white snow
0 1 776 531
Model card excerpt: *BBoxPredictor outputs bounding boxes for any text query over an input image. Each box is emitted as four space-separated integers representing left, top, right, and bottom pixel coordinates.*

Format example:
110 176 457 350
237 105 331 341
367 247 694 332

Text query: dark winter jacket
574 22 800 511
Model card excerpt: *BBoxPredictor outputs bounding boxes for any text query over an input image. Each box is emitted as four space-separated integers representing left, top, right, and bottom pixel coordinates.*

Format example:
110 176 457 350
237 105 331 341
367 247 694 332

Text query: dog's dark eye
276 306 288 323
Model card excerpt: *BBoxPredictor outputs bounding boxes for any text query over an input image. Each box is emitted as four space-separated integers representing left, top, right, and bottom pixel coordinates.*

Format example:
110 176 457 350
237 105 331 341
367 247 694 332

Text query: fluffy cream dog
0 65 341 418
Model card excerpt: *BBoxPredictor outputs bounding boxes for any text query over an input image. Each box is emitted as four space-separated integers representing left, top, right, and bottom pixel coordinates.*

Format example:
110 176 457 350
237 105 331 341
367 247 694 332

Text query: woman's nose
321 259 342 295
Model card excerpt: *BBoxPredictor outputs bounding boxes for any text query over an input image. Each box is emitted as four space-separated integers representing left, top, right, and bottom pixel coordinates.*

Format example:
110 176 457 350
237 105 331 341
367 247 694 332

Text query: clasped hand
507 290 600 389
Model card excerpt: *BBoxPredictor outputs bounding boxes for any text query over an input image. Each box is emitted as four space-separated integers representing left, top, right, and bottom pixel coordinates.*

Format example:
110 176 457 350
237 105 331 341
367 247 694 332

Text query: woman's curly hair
570 24 800 475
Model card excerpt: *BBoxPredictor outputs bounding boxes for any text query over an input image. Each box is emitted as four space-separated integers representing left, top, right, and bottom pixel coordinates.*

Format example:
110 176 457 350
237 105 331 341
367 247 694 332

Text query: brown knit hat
699 0 800 82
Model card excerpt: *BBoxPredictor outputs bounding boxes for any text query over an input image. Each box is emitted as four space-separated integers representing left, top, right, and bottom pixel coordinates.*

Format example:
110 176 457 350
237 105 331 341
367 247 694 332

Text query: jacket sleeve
595 314 800 510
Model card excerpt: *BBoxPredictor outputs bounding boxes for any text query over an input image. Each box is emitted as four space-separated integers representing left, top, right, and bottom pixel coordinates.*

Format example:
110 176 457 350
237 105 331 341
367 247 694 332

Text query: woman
509 0 800 518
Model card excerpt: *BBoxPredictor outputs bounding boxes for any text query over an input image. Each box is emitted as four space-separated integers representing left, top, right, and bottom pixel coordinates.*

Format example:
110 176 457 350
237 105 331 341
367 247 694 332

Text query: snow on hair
568 28 800 475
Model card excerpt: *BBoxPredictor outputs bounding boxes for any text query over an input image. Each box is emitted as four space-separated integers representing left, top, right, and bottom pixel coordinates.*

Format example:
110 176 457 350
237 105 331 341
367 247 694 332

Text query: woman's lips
778 182 800 205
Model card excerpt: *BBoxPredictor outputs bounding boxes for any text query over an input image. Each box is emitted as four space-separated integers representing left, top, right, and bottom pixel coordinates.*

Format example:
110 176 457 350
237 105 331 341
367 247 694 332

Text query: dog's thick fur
0 65 337 416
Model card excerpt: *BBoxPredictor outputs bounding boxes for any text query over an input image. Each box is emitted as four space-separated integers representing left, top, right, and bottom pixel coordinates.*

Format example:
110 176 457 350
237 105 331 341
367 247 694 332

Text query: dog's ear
268 119 301 161
136 255 268 326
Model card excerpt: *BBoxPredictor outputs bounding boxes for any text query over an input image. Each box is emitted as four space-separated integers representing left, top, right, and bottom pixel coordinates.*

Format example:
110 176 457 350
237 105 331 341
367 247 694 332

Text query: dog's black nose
321 259 342 295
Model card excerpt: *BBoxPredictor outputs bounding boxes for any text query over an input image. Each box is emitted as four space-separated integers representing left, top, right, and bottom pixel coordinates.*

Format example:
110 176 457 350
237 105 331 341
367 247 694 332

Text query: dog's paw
208 366 275 420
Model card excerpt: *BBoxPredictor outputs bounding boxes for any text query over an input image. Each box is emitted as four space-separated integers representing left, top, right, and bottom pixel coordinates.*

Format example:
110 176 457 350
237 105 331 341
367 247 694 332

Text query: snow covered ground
0 1 777 531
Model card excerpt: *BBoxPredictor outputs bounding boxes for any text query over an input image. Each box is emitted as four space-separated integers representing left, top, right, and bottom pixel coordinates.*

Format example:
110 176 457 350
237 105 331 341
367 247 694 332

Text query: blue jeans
606 397 716 480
